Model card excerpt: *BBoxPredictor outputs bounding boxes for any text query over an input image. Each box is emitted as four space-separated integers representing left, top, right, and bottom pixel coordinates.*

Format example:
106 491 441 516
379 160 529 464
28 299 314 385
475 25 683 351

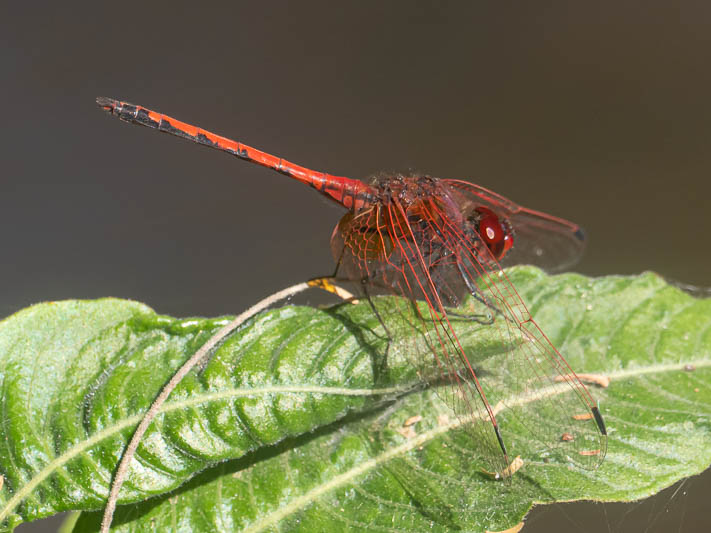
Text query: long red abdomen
96 97 374 210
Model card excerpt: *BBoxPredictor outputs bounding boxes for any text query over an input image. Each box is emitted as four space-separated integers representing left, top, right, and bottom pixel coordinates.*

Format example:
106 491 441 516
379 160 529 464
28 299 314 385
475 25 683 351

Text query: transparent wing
443 179 586 272
420 194 607 469
333 192 606 475
334 202 512 474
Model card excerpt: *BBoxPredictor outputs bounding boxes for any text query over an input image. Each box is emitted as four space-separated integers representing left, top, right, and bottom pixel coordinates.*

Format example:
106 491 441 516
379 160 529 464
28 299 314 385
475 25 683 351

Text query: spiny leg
454 259 508 324
446 306 495 325
360 279 395 384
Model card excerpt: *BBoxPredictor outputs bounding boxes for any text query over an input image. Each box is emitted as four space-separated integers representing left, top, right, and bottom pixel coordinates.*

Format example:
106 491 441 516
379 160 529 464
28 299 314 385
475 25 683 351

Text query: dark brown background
3 1 710 531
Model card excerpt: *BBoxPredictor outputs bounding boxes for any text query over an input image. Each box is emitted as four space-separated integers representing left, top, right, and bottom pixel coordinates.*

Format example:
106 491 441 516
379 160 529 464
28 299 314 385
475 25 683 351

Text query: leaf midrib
240 358 711 533
0 383 408 522
1 358 708 525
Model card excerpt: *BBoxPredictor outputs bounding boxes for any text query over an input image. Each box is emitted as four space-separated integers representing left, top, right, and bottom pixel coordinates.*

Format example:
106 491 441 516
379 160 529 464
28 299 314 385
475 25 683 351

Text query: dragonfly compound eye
475 207 514 260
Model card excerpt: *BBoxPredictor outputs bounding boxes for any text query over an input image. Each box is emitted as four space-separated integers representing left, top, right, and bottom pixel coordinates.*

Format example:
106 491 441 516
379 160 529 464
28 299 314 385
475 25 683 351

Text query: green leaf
0 297 412 531
0 267 709 532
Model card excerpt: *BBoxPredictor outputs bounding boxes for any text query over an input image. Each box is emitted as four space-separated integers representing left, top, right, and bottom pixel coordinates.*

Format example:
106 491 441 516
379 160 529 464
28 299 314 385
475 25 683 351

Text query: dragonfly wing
443 179 586 272
388 213 516 475
333 201 514 474
423 194 607 469
332 187 606 475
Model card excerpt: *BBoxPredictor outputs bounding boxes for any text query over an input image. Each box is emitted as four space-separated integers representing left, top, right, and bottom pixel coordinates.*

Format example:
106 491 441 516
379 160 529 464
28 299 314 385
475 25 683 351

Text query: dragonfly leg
361 279 394 384
443 290 500 325
446 307 495 325
455 259 510 325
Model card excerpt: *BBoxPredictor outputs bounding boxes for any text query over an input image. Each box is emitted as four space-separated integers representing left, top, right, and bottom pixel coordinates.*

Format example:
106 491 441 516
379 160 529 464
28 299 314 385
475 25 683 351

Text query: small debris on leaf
482 456 524 480
555 373 610 388
579 449 602 456
572 413 594 421
403 414 422 427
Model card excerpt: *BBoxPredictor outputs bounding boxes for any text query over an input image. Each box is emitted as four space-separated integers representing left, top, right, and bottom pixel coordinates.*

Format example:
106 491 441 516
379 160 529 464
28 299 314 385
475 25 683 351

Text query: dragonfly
97 97 607 477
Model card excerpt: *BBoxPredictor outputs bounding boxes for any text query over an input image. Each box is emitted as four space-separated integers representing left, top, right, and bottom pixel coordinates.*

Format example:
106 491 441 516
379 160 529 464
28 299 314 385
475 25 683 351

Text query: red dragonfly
97 97 607 476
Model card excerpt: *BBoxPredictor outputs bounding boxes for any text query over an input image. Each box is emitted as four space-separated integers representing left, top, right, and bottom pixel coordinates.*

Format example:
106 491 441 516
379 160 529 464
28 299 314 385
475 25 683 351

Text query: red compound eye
476 207 514 260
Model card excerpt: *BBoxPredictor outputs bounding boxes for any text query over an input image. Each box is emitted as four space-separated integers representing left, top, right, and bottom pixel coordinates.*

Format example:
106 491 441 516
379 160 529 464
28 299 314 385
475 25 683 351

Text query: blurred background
3 1 710 531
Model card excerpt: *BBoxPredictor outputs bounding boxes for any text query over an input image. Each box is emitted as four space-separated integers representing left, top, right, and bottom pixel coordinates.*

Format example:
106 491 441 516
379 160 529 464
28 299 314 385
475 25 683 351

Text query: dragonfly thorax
330 176 476 302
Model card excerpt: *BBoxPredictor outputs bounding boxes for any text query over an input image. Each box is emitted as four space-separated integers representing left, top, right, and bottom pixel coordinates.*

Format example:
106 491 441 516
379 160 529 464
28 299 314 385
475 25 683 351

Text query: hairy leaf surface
0 268 708 532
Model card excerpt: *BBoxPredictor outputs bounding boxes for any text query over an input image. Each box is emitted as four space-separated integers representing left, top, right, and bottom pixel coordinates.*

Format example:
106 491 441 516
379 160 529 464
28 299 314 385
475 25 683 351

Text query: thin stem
100 282 311 532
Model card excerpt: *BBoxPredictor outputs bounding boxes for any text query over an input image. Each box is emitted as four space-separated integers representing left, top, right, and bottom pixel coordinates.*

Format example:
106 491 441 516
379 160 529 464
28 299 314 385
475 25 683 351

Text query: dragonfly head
472 206 514 261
